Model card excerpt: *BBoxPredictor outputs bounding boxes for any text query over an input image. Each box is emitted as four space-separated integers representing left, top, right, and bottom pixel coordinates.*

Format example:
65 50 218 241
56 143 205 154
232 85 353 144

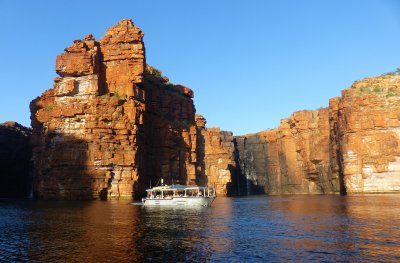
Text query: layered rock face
331 75 400 193
29 19 400 199
195 115 236 196
235 74 400 195
0 122 32 198
235 109 339 195
143 67 198 188
31 20 146 199
30 19 234 199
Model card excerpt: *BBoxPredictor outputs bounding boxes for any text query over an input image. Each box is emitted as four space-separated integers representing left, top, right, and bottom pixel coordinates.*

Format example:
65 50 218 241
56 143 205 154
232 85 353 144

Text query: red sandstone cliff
235 109 339 195
143 67 198 189
31 20 146 199
30 19 235 199
331 74 400 193
235 73 400 195
195 115 236 196
28 19 400 199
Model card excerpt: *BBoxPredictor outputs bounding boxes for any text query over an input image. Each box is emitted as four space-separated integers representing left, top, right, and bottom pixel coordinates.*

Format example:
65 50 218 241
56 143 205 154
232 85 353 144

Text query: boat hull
142 196 215 207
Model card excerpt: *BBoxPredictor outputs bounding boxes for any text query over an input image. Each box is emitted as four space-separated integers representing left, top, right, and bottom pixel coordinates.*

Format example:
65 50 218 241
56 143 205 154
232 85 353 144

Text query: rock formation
31 20 147 199
235 73 400 195
27 19 400 199
0 122 32 198
235 108 339 195
30 19 235 199
195 115 236 196
331 74 400 193
143 67 198 190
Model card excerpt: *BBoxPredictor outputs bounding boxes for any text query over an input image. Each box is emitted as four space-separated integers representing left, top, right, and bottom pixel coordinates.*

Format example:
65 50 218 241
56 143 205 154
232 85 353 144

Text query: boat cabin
146 185 215 199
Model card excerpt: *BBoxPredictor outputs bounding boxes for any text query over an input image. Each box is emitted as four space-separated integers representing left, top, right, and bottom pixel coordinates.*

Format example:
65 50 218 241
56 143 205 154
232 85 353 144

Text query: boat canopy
146 184 213 192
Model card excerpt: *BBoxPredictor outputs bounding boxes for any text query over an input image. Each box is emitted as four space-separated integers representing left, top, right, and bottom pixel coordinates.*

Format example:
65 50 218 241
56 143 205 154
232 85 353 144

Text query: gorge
2 19 400 199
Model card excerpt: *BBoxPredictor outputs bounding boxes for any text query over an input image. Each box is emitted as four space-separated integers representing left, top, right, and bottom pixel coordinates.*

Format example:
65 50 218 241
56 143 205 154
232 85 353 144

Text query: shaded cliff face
0 122 32 198
143 67 198 188
235 109 340 195
195 115 236 196
331 75 400 193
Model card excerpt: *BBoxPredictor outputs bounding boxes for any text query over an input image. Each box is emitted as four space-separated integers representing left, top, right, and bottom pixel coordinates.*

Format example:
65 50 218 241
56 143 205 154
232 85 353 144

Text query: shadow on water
134 206 214 262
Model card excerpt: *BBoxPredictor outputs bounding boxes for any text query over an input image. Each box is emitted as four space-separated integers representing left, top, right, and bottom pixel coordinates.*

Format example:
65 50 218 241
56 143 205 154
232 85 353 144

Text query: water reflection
344 196 400 261
138 203 235 261
1 195 400 262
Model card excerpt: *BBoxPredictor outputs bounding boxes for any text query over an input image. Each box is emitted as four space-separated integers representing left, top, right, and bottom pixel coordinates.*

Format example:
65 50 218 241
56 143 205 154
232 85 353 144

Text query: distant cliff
234 109 338 195
0 122 32 198
234 74 400 195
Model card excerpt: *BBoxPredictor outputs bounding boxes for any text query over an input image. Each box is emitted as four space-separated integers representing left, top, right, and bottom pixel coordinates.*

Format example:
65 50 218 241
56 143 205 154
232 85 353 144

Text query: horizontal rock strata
31 20 146 199
235 74 400 195
331 75 400 193
30 19 235 200
28 19 400 199
195 115 236 196
235 109 339 195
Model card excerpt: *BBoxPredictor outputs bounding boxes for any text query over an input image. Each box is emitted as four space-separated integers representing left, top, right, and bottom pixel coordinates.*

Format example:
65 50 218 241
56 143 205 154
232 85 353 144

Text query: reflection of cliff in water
135 207 214 261
2 196 400 261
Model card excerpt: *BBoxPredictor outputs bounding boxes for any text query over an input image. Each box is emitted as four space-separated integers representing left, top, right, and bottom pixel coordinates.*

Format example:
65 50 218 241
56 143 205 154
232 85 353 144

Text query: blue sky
1 0 399 135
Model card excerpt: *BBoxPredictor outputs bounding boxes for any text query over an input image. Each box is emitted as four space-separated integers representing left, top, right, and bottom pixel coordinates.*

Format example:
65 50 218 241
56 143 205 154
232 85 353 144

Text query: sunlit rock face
30 19 235 200
331 75 400 193
30 19 400 199
235 109 339 195
0 122 32 198
235 74 400 195
31 19 146 199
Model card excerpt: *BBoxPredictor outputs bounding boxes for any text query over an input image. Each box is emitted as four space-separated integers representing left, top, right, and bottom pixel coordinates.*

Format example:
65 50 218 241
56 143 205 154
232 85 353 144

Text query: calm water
1 195 400 262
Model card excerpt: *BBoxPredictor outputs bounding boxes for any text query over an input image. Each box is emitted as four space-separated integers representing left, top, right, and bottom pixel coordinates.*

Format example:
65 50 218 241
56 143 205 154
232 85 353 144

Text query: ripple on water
0 195 400 262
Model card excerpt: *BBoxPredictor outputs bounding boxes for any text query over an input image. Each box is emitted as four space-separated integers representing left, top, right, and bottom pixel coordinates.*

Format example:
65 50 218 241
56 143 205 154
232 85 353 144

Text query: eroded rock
31 20 147 200
235 109 339 195
332 74 400 193
30 19 235 200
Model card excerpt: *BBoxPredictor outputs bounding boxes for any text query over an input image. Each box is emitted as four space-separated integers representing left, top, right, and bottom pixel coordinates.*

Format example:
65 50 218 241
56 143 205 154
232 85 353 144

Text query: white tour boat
142 184 216 207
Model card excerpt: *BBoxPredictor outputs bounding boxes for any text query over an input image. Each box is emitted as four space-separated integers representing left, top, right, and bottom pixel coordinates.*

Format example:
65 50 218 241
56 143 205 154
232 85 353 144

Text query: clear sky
1 0 399 135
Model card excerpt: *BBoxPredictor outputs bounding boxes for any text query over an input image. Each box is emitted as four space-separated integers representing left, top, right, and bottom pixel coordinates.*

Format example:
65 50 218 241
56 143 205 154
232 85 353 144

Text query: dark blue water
1 195 400 262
